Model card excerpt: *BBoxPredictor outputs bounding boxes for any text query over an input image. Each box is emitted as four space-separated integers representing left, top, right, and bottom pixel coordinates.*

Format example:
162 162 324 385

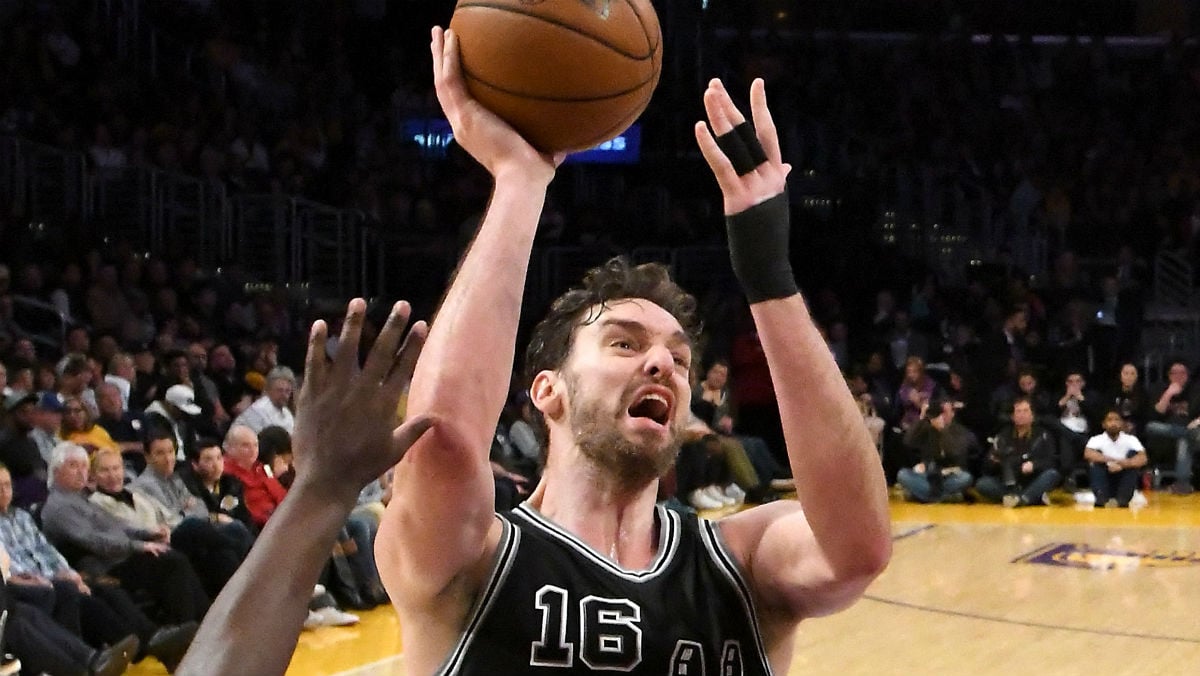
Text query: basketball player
177 25 890 676
372 28 890 675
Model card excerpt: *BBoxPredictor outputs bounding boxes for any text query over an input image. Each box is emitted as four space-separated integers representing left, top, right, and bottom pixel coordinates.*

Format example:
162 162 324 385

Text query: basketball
448 0 662 154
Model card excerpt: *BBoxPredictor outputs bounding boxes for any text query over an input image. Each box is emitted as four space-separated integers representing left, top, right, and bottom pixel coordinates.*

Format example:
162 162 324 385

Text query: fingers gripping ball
449 0 662 153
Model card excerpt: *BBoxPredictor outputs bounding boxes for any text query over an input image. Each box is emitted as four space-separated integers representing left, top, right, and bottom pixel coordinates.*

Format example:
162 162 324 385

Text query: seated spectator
0 563 139 676
231 366 295 435
1107 362 1148 435
896 356 938 432
1143 360 1200 495
897 397 976 503
39 443 210 627
0 393 49 508
1084 410 1149 508
691 360 793 493
976 398 1061 507
143 384 201 462
989 367 1055 429
91 447 245 599
1052 370 1101 484
58 396 120 457
0 465 193 670
181 440 255 533
55 354 97 420
102 353 136 412
221 425 286 529
256 425 295 488
222 424 381 608
132 432 253 588
29 392 64 467
93 382 144 476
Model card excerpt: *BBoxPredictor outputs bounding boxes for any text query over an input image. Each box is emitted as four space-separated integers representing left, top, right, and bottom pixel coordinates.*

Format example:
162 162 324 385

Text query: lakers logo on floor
1016 543 1200 570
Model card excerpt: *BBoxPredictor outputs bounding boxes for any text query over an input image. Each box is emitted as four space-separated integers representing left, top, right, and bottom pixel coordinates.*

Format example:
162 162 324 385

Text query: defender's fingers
749 79 783 166
382 320 428 399
299 319 329 404
390 413 436 461
332 298 368 377
363 301 413 384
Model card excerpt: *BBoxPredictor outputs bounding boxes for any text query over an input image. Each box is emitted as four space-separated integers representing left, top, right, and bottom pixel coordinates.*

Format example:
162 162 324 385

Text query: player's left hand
292 299 434 503
694 78 792 214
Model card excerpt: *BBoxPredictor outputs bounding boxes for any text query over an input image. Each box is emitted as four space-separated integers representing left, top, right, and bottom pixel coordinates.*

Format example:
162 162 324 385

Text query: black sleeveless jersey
436 503 774 676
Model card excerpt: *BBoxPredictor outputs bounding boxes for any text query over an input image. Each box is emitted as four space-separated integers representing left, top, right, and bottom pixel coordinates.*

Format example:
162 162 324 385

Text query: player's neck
530 458 662 569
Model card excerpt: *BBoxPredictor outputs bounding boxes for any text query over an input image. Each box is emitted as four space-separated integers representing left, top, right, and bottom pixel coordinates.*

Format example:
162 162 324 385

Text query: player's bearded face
564 368 681 486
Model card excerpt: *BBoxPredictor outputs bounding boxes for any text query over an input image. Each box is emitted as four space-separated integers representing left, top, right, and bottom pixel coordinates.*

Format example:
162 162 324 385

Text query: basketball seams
455 2 654 60
620 0 659 52
461 64 657 103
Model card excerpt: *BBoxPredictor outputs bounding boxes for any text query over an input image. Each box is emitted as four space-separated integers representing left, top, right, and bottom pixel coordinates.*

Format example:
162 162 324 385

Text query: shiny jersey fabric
437 503 774 676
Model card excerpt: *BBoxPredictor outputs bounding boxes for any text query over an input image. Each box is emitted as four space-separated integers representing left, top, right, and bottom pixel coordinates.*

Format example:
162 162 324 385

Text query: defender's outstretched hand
694 78 791 215
431 27 565 184
293 299 433 500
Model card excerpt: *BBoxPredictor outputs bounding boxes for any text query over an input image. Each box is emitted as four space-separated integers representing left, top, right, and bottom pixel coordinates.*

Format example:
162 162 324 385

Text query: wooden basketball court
129 493 1200 675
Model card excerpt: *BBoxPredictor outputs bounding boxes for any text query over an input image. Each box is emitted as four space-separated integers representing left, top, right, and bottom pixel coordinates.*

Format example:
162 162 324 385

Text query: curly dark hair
522 257 702 451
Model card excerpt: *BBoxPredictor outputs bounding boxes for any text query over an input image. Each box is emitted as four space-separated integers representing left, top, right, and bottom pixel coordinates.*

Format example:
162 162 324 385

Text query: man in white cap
231 366 295 435
144 384 202 461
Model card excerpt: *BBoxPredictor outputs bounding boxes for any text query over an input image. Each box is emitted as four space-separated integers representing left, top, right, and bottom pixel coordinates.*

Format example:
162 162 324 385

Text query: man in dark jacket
897 397 978 502
976 398 1061 507
181 440 256 534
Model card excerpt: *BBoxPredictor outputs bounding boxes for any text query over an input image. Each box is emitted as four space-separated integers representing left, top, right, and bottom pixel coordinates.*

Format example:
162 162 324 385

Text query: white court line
330 654 405 676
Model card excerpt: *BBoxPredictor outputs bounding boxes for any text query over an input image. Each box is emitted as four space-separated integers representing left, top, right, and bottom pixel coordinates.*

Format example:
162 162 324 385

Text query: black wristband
725 193 797 303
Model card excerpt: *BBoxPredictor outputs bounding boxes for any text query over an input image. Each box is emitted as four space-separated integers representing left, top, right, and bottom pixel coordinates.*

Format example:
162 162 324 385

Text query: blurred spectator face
94 335 119 364
1007 310 1028 335
61 398 88 433
1119 364 1138 389
1102 411 1124 436
146 437 177 477
91 451 125 493
866 352 885 375
13 338 35 362
65 327 89 354
224 428 259 468
35 403 62 433
1167 363 1188 387
35 366 56 392
265 377 293 408
133 349 156 374
169 354 191 383
1065 373 1085 391
54 453 89 492
0 363 7 392
10 367 33 394
97 383 123 418
875 290 895 316
1018 374 1037 394
704 363 728 390
903 358 925 385
10 401 36 431
193 445 225 484
1012 401 1034 428
210 345 235 374
0 467 13 512
86 358 103 387
187 344 208 372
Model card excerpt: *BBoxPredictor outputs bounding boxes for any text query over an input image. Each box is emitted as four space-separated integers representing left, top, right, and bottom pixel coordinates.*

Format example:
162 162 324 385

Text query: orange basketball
449 0 662 154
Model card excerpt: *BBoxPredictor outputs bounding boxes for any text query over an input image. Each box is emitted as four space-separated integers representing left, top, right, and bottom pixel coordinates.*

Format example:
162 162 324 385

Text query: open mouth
628 392 671 426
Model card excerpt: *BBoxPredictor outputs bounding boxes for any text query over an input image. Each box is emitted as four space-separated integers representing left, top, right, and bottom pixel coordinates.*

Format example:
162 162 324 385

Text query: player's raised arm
377 27 563 604
695 78 891 621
